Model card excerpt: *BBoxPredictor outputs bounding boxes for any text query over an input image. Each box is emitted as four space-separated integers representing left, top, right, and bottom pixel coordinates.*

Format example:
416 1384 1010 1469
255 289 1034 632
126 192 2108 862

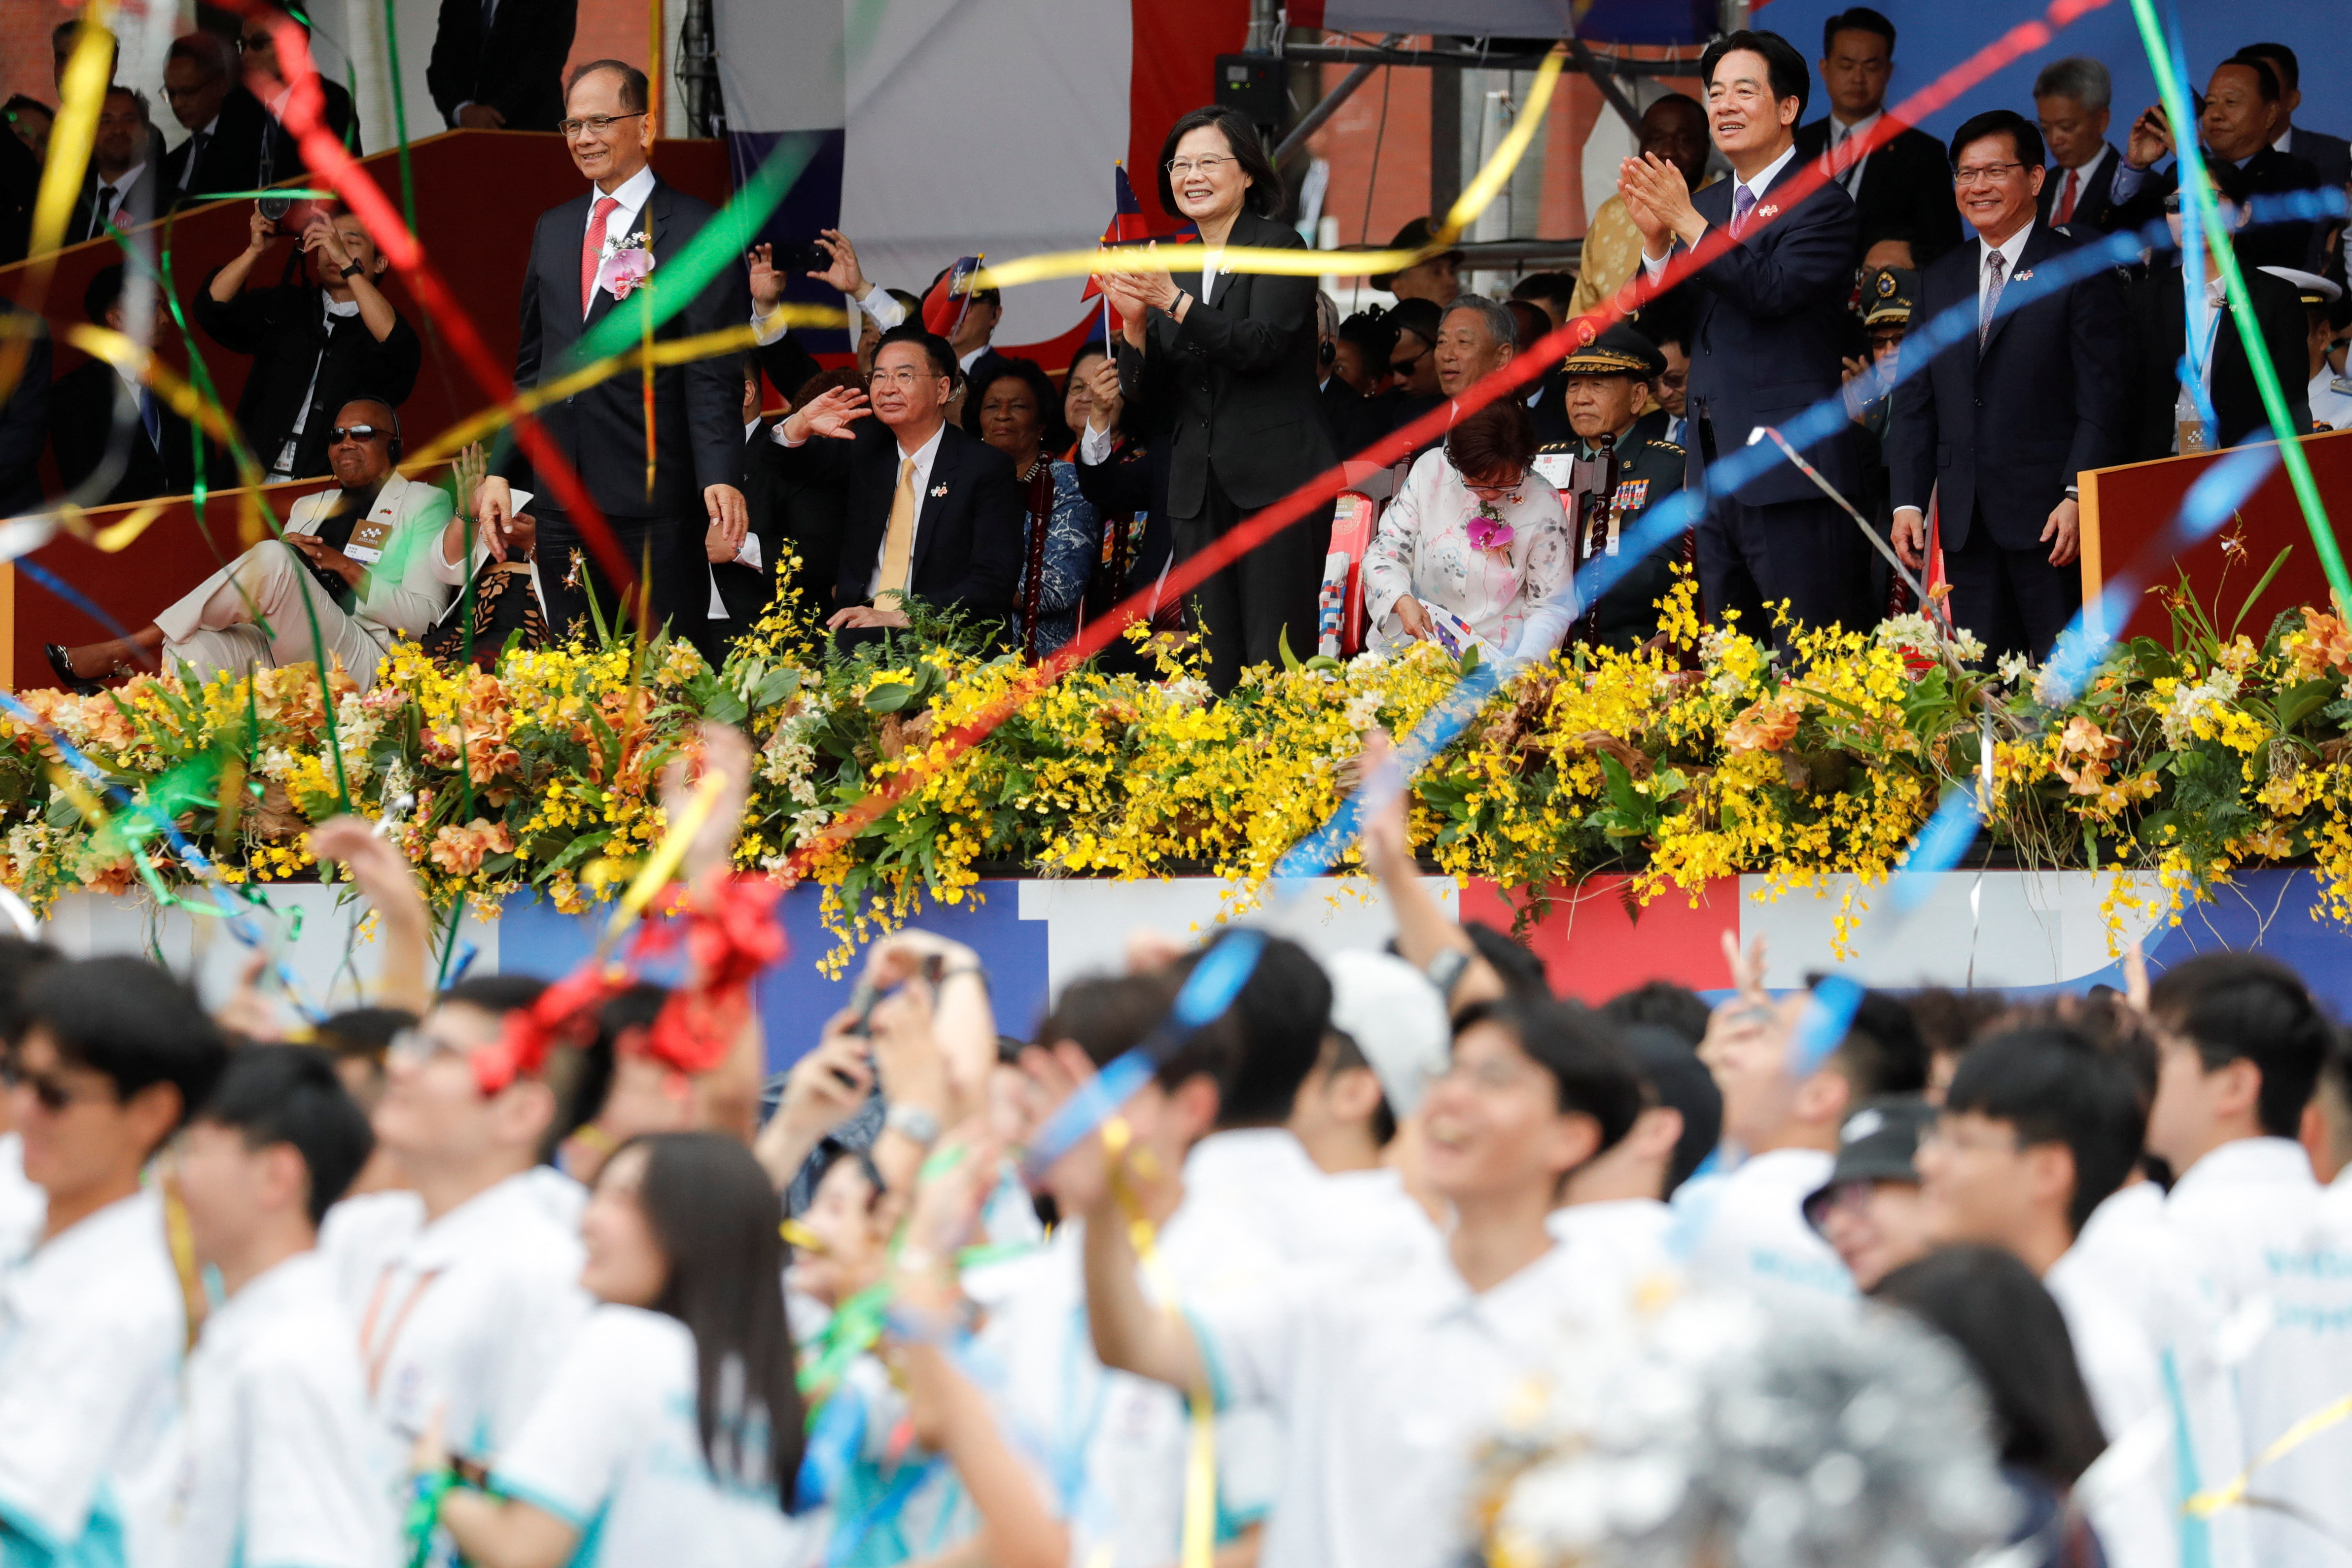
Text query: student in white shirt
0 958 228 1568
1061 994 1646 1568
1915 1023 2180 1568
171 1045 390 1568
429 1131 810 1568
1550 1023 1722 1284
318 976 594 1487
2307 1031 2352 1186
2144 954 2340 1568
1798 1095 1936 1290
0 938 61 1264
1673 976 1926 1307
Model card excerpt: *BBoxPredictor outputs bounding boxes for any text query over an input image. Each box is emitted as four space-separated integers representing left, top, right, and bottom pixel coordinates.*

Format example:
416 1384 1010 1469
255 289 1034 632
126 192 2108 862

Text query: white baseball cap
1321 949 1451 1118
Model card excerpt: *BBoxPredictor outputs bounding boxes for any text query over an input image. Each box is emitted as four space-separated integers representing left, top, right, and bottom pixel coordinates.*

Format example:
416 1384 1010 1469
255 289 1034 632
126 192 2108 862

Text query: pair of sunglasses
329 424 389 444
0 1059 106 1114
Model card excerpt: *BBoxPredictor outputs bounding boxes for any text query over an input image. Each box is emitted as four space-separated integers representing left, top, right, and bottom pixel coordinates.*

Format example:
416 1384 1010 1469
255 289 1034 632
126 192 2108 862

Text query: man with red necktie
474 59 748 642
2034 57 2130 235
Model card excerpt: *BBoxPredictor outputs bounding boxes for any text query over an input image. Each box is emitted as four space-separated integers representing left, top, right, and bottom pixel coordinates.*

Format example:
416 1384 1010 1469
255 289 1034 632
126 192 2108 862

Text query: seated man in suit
238 7 361 175
772 323 1022 646
45 398 453 694
2233 44 2351 197
66 87 157 245
51 265 216 505
702 353 785 662
1792 7 1961 271
2111 57 2323 272
158 33 266 210
2035 57 2129 234
2122 158 2310 462
1316 289 1387 460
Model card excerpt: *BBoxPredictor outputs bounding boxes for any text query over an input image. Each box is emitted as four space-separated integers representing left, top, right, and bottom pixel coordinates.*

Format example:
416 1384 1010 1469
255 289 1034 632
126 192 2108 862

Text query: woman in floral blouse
1361 397 1576 658
965 358 1099 658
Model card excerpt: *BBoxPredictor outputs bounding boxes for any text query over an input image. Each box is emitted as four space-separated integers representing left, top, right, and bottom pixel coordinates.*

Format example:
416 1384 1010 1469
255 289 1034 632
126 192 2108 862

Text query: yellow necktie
877 456 916 607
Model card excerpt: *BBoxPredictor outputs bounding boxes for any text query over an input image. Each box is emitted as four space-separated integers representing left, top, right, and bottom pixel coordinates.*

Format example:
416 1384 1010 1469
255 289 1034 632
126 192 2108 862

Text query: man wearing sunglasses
45 397 456 694
0 957 228 1568
471 58 751 645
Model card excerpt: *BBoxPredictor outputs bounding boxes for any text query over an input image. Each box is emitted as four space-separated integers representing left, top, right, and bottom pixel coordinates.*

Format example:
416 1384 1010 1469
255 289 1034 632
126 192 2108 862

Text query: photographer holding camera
193 202 421 483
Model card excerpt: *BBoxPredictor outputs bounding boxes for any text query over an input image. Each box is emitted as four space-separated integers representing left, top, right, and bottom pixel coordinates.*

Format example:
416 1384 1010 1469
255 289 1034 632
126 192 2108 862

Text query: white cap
2259 265 2343 306
1322 949 1451 1118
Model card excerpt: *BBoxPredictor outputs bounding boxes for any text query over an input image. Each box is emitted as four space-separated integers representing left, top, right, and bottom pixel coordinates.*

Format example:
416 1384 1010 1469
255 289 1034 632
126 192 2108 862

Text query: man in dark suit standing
428 0 579 133
239 9 361 174
1791 8 1960 271
2109 58 2323 272
2035 58 2129 234
473 61 749 641
772 325 1022 645
52 266 215 504
1619 28 1866 652
2233 45 2352 198
1888 111 2130 664
2121 159 2311 462
158 33 267 210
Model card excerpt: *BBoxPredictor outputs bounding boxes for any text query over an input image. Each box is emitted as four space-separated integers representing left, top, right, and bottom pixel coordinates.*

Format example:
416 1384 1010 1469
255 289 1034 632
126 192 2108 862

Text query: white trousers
155 541 390 692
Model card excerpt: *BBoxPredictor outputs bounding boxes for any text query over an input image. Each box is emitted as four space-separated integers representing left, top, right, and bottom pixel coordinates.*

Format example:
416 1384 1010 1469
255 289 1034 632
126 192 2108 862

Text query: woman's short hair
961 355 1074 453
1155 106 1283 219
1444 397 1539 481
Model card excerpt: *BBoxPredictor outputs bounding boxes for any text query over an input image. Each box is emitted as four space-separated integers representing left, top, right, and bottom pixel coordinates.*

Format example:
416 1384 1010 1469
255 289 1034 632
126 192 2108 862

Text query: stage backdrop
712 0 1250 359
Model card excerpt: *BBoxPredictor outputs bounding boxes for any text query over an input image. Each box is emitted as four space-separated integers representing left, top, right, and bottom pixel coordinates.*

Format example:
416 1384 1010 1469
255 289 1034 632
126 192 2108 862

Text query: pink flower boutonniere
597 235 655 301
1466 500 1515 556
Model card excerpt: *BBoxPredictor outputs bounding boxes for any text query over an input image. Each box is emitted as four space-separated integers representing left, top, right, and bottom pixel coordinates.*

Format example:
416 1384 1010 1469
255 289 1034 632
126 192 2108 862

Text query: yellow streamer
0 4 117 403
978 45 1565 296
2185 1391 2352 1517
65 324 273 548
1102 1117 1217 1568
605 768 728 938
402 305 846 468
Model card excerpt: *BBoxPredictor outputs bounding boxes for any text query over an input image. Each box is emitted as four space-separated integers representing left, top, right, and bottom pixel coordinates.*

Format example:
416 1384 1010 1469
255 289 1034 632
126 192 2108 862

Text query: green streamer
2124 0 2349 612
380 0 419 236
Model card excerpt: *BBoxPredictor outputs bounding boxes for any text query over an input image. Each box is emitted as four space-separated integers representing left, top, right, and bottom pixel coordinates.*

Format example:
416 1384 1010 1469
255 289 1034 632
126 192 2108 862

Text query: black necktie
87 185 116 240
181 132 208 191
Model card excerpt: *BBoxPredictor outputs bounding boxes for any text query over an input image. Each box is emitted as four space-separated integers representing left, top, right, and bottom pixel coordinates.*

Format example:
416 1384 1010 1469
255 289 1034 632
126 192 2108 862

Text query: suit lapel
909 430 956 585
582 180 661 328
1978 228 2049 358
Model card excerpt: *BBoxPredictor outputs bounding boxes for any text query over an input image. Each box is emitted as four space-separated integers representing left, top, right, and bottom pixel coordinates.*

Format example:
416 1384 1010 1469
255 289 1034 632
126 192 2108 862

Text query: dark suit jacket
1888 223 2130 553
192 273 423 479
427 0 579 132
1318 374 1388 461
2123 263 2310 461
2285 127 2352 197
711 420 784 627
259 78 361 185
159 89 269 210
2111 146 2325 272
1670 152 1863 506
2037 145 2128 233
497 176 745 520
1116 207 1336 518
49 358 216 504
775 421 1021 621
66 164 160 245
1795 116 1964 266
0 128 36 266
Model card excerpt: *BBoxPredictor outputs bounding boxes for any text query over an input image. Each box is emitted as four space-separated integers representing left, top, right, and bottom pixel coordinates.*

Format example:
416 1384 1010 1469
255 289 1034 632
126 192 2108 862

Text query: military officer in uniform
1531 322 1691 650
1845 265 1914 613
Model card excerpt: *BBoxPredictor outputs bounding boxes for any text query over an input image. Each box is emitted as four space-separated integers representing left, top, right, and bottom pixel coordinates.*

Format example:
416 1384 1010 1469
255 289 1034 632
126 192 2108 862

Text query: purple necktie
1731 184 1757 238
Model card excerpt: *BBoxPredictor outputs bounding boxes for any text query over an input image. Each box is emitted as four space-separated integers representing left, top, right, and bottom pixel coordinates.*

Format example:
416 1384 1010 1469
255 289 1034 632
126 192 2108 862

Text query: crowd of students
1 725 2350 1568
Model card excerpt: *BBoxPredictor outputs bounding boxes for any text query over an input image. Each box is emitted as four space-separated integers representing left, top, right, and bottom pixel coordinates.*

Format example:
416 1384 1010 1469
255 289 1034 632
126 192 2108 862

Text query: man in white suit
46 398 454 693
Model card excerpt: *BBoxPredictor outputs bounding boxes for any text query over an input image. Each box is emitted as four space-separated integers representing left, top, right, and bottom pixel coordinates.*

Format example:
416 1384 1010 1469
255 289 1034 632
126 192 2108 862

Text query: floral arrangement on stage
6 564 2352 969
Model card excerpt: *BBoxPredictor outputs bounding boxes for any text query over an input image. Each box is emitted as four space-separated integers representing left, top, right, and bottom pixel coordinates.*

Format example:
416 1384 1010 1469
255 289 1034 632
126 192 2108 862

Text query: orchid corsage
596 233 655 301
1466 497 1515 557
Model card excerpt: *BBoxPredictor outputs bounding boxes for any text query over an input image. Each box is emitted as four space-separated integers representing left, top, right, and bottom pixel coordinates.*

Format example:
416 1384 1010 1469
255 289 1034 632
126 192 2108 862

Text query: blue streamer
1790 973 1865 1076
17 557 144 646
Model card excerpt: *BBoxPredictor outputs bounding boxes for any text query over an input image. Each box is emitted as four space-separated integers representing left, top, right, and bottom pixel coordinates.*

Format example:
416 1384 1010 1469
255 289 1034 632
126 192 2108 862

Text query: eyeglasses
1389 346 1429 374
869 368 943 389
559 111 647 139
1164 155 1235 177
329 424 387 444
1462 473 1527 499
386 1027 470 1066
0 1058 111 1114
1952 162 2027 187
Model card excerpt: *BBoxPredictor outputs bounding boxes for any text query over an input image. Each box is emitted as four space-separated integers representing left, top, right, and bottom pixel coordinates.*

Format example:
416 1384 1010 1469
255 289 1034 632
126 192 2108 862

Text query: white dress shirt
266 292 365 479
1644 142 1800 280
581 164 659 318
0 1135 39 1265
1667 1147 1855 1311
85 160 146 236
1824 109 1881 196
2044 1245 2182 1568
2176 271 2229 451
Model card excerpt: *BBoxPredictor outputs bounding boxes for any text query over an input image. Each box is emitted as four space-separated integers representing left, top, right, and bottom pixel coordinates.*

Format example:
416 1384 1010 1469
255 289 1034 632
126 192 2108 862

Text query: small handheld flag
922 255 984 338
1082 162 1150 308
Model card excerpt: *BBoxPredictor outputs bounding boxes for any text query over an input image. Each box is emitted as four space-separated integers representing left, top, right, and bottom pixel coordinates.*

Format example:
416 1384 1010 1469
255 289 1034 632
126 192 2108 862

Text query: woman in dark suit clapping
1098 106 1338 692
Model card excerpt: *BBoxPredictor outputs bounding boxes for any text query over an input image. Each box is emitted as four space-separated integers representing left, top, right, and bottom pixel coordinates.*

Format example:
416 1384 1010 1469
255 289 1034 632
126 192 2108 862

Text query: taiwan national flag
922 254 984 338
1081 162 1150 313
